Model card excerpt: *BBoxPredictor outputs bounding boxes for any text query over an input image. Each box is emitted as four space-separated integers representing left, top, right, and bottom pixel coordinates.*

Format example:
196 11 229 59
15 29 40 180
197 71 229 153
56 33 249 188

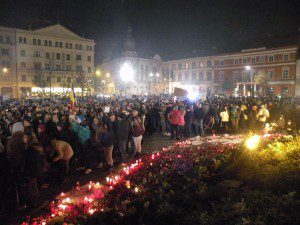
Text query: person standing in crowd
99 123 114 170
249 105 258 131
132 110 144 157
220 106 229 133
117 113 130 164
257 104 270 130
194 103 205 137
168 106 182 140
22 130 44 208
70 116 91 174
184 106 194 138
51 137 74 183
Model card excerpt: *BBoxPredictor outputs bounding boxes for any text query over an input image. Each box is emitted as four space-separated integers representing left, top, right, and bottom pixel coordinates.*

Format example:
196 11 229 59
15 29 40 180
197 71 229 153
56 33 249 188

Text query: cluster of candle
22 139 196 225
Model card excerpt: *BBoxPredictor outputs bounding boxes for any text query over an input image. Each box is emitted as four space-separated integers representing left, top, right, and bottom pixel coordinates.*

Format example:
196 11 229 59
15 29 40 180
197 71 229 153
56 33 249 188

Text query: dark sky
0 0 299 63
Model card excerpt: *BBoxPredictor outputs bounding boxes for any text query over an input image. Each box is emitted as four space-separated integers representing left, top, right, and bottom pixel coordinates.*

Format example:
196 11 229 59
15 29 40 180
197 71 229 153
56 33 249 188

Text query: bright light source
102 80 105 84
106 73 110 77
245 135 260 150
245 65 251 71
149 72 153 77
120 63 134 82
188 91 198 101
95 70 101 76
2 67 8 73
145 93 148 96
156 73 159 77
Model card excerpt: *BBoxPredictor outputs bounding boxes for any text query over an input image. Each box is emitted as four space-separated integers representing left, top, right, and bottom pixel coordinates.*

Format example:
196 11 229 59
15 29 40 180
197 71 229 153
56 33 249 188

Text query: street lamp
2 67 8 73
95 70 101 76
245 65 253 97
106 72 110 78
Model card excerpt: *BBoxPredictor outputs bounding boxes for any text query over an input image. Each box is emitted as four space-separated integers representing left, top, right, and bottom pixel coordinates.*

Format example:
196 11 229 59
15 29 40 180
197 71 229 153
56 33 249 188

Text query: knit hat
12 122 24 134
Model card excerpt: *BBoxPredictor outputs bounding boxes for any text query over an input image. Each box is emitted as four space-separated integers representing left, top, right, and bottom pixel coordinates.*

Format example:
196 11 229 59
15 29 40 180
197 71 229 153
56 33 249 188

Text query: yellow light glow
2 67 8 73
245 135 260 150
96 70 101 76
106 72 110 77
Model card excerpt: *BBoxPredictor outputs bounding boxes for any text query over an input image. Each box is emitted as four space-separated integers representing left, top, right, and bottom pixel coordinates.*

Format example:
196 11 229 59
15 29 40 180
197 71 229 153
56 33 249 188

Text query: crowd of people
0 95 299 212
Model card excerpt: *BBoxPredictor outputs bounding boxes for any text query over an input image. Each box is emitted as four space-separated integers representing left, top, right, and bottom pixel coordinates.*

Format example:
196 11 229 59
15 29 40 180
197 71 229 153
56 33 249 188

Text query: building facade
0 24 95 98
213 46 298 97
168 56 214 97
98 54 169 95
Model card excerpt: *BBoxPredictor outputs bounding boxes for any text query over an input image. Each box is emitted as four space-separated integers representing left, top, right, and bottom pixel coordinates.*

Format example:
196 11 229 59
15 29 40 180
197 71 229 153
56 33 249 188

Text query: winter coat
23 144 44 178
117 119 130 141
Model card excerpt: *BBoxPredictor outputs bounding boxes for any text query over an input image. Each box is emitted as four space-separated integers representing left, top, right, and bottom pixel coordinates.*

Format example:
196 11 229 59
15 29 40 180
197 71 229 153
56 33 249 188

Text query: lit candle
94 182 101 189
125 180 131 189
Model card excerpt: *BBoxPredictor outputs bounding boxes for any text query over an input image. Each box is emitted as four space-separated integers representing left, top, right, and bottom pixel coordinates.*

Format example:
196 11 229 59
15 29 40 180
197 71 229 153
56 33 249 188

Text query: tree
222 81 236 94
254 71 268 94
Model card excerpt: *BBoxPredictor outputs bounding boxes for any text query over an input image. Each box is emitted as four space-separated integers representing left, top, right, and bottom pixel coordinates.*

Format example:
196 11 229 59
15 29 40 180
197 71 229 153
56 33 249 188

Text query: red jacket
168 110 182 125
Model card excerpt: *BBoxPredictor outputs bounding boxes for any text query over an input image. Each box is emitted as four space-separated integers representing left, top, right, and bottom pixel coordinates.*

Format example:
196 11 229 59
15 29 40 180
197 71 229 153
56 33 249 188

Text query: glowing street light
106 72 110 78
95 70 101 76
2 67 8 73
245 134 260 150
149 72 153 77
156 73 160 77
120 63 134 82
102 80 105 84
245 65 251 71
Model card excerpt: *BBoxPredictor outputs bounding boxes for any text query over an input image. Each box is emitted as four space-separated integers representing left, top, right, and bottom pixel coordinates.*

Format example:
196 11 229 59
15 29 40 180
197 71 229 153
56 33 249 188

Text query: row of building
1 24 299 98
0 24 95 98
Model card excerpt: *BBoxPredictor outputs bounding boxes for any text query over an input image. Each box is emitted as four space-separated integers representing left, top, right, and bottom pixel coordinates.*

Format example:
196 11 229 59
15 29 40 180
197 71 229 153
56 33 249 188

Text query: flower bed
23 135 299 225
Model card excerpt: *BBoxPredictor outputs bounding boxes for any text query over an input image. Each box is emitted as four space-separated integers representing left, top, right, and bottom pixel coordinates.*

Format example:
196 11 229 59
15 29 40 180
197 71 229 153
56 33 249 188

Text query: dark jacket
117 119 129 141
194 107 205 120
99 131 114 148
23 144 44 178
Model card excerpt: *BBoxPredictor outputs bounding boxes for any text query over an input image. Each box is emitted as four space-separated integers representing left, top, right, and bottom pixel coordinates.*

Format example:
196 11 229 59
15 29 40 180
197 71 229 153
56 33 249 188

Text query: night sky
0 0 299 63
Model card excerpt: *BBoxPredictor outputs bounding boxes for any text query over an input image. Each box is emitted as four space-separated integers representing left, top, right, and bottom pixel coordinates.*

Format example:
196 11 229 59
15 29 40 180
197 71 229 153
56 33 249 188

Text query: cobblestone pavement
3 133 176 225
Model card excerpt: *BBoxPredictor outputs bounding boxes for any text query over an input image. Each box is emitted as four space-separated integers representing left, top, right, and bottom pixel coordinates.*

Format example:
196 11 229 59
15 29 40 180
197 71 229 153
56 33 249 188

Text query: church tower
122 25 137 57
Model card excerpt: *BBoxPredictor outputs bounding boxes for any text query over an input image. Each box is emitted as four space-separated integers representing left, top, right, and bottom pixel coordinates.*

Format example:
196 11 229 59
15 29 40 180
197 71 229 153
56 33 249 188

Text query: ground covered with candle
23 135 299 225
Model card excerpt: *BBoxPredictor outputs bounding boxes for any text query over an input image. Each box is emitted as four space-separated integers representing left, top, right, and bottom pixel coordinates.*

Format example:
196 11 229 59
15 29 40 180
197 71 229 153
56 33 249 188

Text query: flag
70 79 76 110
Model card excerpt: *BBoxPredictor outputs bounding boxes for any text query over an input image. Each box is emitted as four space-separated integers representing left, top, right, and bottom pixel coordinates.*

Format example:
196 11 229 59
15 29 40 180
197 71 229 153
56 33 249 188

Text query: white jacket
220 111 229 122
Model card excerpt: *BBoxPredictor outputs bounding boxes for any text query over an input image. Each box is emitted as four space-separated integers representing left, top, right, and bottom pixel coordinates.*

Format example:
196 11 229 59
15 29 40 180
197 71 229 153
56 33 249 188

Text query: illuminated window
207 72 211 80
282 67 289 78
268 69 274 79
199 72 203 81
34 51 40 58
185 62 189 69
192 72 196 81
259 56 265 63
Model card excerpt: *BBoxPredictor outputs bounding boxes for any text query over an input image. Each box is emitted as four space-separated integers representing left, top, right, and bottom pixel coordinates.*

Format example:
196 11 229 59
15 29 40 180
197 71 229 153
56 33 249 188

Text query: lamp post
245 66 253 97
2 67 8 73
